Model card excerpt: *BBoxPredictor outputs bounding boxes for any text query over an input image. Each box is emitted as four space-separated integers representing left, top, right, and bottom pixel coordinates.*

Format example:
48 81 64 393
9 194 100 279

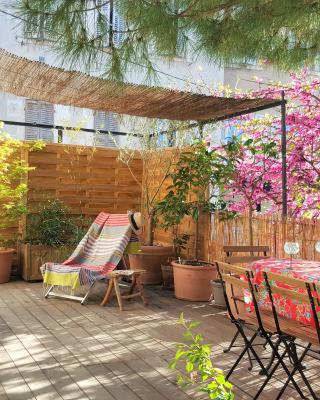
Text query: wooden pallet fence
0 142 143 243
26 143 142 218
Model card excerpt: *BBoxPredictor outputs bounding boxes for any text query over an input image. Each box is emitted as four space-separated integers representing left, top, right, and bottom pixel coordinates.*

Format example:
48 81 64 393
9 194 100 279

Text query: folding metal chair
217 261 269 377
261 271 318 400
222 246 270 356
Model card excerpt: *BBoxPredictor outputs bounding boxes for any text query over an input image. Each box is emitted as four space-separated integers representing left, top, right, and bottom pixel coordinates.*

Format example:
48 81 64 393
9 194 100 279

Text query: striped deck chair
42 212 140 304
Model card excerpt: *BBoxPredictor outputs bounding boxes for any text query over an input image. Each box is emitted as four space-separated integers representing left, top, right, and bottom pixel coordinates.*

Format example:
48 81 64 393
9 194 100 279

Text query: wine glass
284 242 300 267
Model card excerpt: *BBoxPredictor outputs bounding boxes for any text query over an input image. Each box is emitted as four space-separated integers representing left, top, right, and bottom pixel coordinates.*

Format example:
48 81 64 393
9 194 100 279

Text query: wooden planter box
19 243 73 281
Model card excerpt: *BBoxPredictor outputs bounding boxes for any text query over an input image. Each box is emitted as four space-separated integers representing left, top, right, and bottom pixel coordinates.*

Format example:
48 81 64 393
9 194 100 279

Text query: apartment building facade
0 6 224 147
1 5 316 148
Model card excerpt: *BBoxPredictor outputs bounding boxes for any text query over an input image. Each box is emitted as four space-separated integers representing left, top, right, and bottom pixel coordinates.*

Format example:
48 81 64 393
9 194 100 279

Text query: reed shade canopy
0 48 288 216
0 48 283 123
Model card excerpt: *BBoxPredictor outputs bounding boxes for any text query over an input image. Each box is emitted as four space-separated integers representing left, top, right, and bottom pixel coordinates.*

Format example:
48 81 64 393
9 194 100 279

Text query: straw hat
128 211 143 235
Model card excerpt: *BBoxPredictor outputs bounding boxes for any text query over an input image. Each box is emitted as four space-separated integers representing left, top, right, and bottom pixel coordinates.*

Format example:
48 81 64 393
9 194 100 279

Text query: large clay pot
172 260 217 301
0 248 15 284
141 245 174 255
129 252 172 284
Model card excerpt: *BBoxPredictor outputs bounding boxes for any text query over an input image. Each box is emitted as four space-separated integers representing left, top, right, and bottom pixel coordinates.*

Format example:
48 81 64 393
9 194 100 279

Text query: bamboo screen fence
154 212 320 262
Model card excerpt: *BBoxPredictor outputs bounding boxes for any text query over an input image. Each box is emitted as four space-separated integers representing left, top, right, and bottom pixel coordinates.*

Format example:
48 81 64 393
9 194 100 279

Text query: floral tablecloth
249 258 320 326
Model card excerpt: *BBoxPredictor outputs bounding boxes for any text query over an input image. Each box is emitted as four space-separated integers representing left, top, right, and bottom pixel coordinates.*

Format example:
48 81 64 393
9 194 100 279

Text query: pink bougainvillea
217 71 320 218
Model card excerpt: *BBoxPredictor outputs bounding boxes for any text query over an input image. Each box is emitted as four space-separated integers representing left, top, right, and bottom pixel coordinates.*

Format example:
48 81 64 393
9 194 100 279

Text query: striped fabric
41 212 133 290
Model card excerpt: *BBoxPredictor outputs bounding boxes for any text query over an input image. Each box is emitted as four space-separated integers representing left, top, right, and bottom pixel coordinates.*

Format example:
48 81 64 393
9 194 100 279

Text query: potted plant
117 119 194 283
158 141 229 300
161 233 189 289
0 128 44 283
20 199 89 281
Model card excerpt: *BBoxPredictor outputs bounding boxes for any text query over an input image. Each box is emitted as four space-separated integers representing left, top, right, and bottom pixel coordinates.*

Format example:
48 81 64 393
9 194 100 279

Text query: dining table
247 257 320 326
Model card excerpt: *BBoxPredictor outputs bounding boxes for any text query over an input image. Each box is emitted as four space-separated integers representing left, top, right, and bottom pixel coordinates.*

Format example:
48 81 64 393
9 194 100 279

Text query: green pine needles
14 0 320 81
169 313 234 400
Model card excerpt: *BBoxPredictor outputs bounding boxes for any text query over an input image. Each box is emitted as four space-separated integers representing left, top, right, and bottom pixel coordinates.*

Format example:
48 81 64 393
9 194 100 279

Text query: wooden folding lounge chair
42 212 145 306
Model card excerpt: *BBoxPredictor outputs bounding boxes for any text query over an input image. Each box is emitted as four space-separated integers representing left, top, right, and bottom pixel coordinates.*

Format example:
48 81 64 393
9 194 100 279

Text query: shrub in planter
20 199 90 281
119 120 196 281
158 141 231 300
0 129 44 283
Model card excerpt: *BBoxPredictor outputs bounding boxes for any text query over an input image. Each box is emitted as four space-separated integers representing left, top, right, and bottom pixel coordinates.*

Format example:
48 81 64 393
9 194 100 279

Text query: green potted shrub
0 128 43 283
20 199 89 281
118 119 193 284
158 141 229 300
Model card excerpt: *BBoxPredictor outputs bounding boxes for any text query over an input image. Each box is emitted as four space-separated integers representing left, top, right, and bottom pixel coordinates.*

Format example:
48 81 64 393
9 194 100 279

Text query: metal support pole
281 91 287 217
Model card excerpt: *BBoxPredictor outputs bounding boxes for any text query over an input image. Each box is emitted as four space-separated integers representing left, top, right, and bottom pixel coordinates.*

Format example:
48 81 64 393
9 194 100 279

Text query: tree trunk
194 207 200 261
146 208 156 246
248 206 254 247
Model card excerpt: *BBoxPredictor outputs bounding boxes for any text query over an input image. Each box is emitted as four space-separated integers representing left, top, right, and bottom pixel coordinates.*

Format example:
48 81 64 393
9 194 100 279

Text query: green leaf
177 312 185 325
175 349 186 360
186 361 194 373
188 321 201 329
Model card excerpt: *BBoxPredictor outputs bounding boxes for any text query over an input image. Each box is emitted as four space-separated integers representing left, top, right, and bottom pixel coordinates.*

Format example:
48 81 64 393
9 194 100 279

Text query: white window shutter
113 8 125 47
96 0 111 47
25 100 40 141
25 100 54 142
39 102 54 142
95 2 124 48
94 111 119 147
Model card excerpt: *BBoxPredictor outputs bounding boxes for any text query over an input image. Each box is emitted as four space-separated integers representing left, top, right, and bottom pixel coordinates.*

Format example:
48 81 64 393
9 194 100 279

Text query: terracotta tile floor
0 280 318 399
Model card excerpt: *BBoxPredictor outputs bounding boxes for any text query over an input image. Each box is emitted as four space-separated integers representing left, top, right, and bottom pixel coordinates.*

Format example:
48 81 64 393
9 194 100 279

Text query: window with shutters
24 14 53 42
112 7 125 47
93 111 119 147
25 100 54 142
95 1 125 48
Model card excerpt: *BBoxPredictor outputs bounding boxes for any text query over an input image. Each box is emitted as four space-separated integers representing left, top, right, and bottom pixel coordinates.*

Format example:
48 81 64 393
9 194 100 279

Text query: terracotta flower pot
172 260 217 301
129 252 172 284
0 248 15 284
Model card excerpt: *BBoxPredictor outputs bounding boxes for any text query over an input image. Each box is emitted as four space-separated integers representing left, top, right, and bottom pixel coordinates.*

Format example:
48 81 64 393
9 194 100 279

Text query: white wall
0 9 224 147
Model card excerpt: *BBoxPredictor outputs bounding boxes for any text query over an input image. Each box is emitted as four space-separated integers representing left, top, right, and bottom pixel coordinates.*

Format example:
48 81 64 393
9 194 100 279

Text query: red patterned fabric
249 258 320 326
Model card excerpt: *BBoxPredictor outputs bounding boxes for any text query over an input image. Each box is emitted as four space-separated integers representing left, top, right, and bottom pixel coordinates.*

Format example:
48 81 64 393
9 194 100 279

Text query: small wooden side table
100 270 148 311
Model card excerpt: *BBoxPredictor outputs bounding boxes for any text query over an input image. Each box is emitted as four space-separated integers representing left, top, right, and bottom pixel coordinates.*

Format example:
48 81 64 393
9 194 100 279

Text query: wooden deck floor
0 280 318 400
